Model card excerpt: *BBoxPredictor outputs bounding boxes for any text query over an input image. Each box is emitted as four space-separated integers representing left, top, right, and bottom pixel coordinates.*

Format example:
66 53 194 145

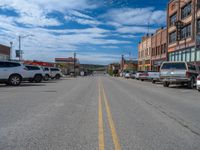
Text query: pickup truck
160 62 200 88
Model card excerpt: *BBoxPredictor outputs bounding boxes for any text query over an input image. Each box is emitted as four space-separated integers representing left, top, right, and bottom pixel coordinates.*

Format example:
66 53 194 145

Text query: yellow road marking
101 81 121 150
98 80 105 150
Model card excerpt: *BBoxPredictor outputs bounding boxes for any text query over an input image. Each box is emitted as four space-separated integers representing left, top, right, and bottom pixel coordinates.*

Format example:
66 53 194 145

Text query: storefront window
179 51 182 61
197 50 200 61
186 50 190 62
182 52 186 61
169 53 172 61
175 52 178 61
191 48 195 62
172 53 175 61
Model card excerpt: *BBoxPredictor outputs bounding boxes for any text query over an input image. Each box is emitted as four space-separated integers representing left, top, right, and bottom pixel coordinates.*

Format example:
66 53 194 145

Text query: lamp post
18 34 33 61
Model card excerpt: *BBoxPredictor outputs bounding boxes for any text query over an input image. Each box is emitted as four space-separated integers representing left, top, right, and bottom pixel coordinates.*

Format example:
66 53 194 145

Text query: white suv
0 61 31 86
50 67 62 79
42 67 51 81
25 65 45 83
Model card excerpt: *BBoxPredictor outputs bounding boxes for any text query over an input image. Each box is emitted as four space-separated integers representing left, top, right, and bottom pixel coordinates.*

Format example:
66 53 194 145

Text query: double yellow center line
98 79 121 150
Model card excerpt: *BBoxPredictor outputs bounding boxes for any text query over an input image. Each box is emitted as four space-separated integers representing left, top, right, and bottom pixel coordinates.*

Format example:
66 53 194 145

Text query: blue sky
0 0 168 64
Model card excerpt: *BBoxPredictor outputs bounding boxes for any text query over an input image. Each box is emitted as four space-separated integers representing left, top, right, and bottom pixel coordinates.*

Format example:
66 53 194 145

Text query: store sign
175 20 184 41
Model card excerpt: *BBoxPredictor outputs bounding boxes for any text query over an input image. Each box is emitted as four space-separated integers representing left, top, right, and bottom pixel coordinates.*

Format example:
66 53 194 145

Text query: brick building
0 44 10 60
138 35 152 71
151 28 167 71
167 0 200 64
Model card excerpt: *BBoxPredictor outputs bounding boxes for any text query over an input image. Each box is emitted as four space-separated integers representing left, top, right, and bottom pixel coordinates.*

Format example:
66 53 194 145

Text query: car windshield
161 63 186 70
26 66 40 70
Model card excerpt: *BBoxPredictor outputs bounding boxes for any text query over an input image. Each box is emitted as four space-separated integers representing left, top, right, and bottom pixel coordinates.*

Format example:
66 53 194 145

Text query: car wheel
188 77 195 89
152 80 156 84
8 74 21 86
55 74 61 79
181 83 185 86
44 74 49 81
141 79 144 81
34 75 43 83
163 82 169 87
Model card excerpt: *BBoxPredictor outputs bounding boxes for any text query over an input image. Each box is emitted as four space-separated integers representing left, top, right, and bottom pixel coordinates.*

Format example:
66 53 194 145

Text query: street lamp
18 34 34 61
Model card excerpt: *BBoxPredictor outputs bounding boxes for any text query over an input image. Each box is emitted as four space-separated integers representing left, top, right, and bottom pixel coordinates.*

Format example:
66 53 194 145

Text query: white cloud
0 14 130 61
104 7 166 26
0 0 147 64
0 0 97 27
64 10 101 26
117 26 156 34
68 10 93 20
64 15 101 26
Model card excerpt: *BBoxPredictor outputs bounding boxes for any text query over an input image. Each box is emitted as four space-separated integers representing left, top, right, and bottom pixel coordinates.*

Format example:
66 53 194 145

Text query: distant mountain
80 64 107 71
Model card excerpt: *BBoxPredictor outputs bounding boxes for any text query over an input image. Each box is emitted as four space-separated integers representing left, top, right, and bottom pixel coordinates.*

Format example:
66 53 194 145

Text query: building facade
167 0 200 64
108 63 120 76
138 35 152 71
151 28 167 71
0 44 10 60
55 57 80 75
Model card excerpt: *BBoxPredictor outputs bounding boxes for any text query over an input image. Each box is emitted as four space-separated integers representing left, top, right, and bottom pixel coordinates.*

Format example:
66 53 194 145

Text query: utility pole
10 41 13 60
19 36 21 61
18 34 33 61
74 52 76 77
121 54 124 72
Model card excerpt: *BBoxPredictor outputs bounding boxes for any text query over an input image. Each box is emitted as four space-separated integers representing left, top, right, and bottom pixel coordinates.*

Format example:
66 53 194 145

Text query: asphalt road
0 76 200 150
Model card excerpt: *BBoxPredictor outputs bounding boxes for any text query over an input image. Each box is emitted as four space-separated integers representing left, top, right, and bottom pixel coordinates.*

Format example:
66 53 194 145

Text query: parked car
130 71 136 79
160 61 200 88
50 67 62 79
148 71 160 83
197 75 200 92
0 61 34 86
42 67 51 81
25 65 45 83
139 72 149 81
124 72 131 78
135 71 143 80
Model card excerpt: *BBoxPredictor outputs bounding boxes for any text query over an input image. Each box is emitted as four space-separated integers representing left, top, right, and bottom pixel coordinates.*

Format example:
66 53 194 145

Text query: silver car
197 75 200 92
